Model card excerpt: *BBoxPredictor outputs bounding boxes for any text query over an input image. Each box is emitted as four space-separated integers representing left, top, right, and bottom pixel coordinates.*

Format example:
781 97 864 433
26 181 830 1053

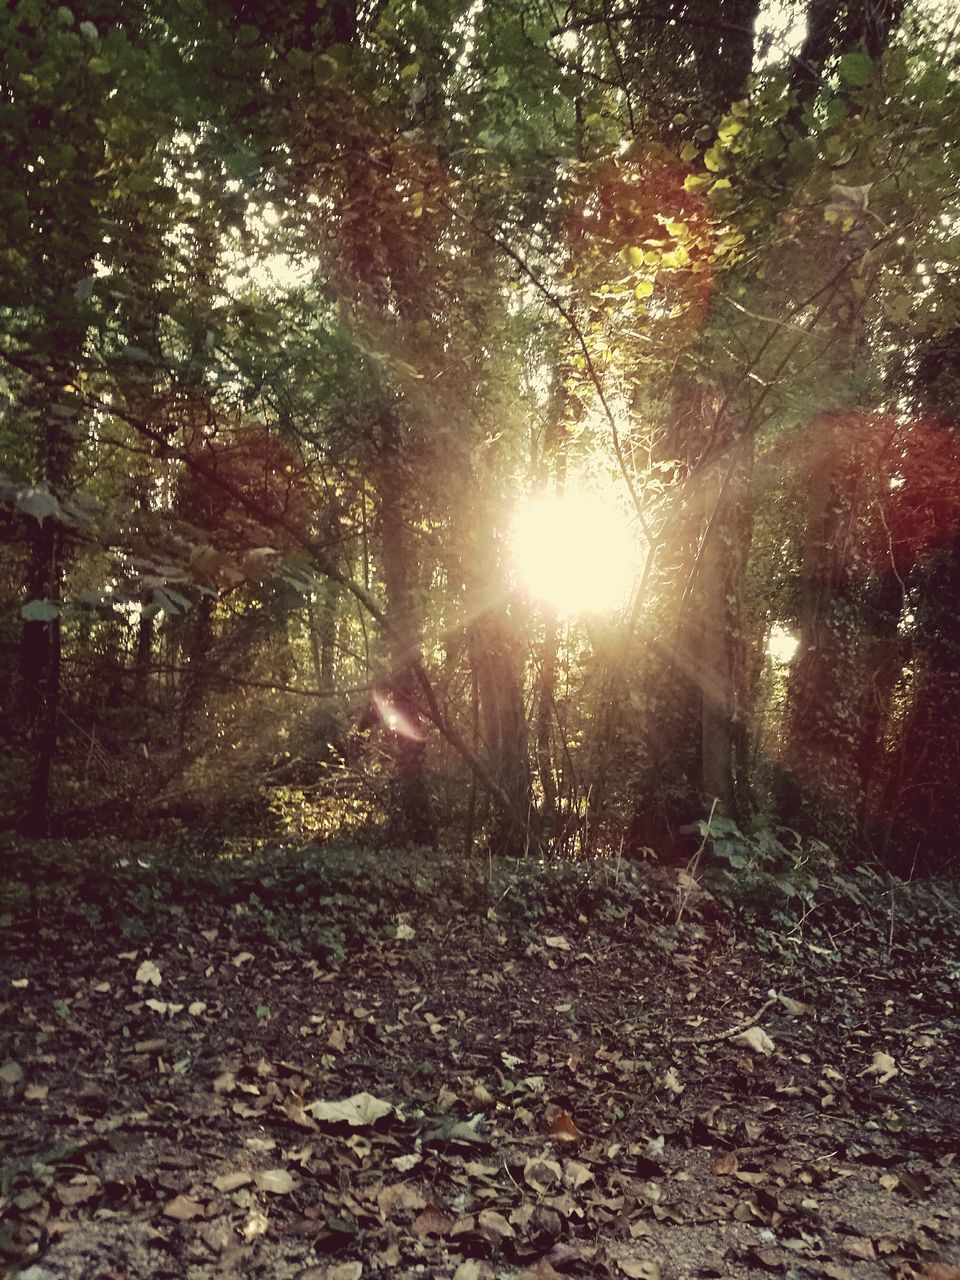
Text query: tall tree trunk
20 515 63 837
375 412 437 848
536 613 559 829
467 609 529 854
319 579 338 693
780 417 868 847
876 535 960 873
178 595 216 746
18 379 77 837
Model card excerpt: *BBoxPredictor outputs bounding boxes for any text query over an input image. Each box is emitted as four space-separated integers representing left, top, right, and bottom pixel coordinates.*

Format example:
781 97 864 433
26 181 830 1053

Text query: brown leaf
164 1194 205 1220
324 1265 364 1280
377 1182 426 1219
477 1209 516 1241
453 1263 495 1280
58 1176 102 1206
563 1159 593 1189
283 1097 319 1129
711 1152 738 1176
327 1021 348 1053
524 1156 563 1193
255 1168 296 1194
212 1171 253 1192
522 1261 564 1280
618 1261 662 1279
547 1111 584 1143
844 1238 876 1261
412 1205 454 1237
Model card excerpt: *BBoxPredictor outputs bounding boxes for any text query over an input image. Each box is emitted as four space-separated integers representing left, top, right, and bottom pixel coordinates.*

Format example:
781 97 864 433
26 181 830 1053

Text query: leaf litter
0 849 958 1279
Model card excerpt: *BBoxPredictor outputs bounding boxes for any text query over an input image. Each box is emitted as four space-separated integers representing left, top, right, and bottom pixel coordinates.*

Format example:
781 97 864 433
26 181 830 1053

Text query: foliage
0 0 959 875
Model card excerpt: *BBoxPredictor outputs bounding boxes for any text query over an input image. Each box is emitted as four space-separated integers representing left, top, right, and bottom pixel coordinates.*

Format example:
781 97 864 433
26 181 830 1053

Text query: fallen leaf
255 1168 296 1194
524 1156 563 1193
58 1176 101 1206
548 1111 584 1142
325 1265 363 1280
232 951 254 967
733 1026 775 1055
189 1001 207 1016
544 935 572 951
243 1207 269 1239
860 1051 898 1084
412 1205 454 1236
477 1209 516 1241
453 1263 494 1280
308 1092 394 1126
619 1261 662 1279
564 1160 593 1189
662 1067 685 1095
0 1060 24 1086
135 960 162 987
165 1194 205 1220
213 1171 253 1192
712 1152 738 1175
378 1182 427 1218
845 1238 876 1261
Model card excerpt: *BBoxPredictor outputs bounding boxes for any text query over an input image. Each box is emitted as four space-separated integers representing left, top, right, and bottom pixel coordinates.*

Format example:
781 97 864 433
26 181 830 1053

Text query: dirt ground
1 856 958 1280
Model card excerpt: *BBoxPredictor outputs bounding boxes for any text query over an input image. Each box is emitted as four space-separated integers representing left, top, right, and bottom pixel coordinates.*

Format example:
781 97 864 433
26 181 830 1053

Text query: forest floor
0 843 958 1280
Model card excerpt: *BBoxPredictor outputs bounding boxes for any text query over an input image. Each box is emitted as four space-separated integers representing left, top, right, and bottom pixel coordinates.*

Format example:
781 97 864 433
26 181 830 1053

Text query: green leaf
634 279 654 298
703 146 725 173
21 600 61 622
838 51 874 88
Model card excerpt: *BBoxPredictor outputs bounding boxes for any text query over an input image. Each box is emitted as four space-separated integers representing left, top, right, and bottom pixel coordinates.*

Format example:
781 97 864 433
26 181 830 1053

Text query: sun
510 485 640 616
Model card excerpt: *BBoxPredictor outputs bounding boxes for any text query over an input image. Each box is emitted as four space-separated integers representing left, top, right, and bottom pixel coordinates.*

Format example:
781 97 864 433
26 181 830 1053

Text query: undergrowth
1 837 958 977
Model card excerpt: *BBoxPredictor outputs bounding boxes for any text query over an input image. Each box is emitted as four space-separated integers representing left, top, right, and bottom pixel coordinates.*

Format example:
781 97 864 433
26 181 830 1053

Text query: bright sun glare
511 486 639 616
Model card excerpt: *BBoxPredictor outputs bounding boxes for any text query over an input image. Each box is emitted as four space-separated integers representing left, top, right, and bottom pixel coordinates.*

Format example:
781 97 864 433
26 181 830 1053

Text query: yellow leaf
634 279 654 298
679 141 698 164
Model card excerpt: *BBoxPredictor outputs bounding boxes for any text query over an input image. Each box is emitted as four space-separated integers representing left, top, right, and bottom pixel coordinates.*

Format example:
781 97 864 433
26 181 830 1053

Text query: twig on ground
675 992 778 1045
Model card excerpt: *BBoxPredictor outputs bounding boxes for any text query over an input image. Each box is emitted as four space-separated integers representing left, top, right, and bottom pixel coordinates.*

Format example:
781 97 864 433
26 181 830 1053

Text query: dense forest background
2 0 959 877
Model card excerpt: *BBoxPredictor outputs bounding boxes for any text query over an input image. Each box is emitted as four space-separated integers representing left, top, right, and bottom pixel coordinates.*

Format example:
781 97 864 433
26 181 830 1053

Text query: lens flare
511 487 639 616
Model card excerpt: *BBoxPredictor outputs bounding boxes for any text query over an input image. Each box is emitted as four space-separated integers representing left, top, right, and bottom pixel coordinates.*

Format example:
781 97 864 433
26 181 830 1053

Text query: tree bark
467 609 530 854
375 411 437 848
